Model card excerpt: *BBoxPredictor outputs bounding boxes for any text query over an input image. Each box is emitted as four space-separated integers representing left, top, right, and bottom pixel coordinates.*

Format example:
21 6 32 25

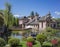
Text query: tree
0 10 4 27
0 2 19 43
35 12 39 16
1 24 12 43
30 11 34 16
13 17 16 26
0 38 6 47
4 2 11 25
36 34 47 46
0 3 13 43
14 17 19 26
4 2 14 27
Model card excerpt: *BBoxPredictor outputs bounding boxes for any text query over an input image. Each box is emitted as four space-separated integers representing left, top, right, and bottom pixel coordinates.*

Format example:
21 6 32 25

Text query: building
19 12 60 32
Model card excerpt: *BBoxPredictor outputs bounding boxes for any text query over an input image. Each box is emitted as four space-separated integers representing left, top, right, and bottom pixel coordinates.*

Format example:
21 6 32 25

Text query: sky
0 0 60 18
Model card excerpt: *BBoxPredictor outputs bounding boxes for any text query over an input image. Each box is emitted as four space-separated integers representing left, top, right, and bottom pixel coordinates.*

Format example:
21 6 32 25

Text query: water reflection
11 34 22 39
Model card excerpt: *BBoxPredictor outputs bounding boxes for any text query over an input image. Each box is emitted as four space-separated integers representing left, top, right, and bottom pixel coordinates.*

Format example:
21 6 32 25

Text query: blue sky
0 0 60 18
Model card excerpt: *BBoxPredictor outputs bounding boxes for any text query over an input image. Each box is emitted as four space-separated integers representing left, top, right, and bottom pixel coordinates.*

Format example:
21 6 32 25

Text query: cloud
55 11 60 15
14 14 25 18
52 17 55 18
14 14 20 17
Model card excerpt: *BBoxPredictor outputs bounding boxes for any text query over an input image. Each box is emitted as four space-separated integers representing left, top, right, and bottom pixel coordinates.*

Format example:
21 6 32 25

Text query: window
53 24 56 27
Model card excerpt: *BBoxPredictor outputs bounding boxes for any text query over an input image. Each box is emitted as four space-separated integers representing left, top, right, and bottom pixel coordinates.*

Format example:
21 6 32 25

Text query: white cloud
14 14 25 18
14 14 20 17
55 11 60 15
52 17 55 18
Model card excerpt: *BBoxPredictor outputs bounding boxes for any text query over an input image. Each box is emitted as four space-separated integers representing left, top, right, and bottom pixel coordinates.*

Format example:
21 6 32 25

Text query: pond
11 34 23 39
11 32 38 39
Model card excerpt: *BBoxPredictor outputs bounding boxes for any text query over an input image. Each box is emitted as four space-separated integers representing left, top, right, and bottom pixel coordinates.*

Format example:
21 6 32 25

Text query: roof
28 21 39 25
39 16 46 21
52 18 60 23
39 13 52 21
25 13 52 25
19 17 29 24
26 16 39 25
19 12 54 25
19 17 28 20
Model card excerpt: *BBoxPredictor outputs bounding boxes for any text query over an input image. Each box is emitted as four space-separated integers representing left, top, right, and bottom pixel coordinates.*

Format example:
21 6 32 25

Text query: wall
19 20 23 25
39 21 46 31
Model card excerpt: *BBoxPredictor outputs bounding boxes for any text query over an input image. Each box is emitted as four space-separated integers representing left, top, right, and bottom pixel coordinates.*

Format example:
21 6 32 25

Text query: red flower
51 39 58 45
26 42 33 47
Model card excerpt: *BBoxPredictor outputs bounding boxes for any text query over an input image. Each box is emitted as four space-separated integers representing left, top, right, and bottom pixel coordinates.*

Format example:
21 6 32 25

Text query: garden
0 2 60 47
0 27 60 47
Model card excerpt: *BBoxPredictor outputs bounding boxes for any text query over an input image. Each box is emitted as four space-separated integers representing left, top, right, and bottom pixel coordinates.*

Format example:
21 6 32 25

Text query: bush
58 38 60 44
27 36 34 42
58 38 60 47
27 36 36 45
22 37 27 41
8 38 20 47
0 38 6 47
46 27 52 32
36 34 47 45
42 41 52 47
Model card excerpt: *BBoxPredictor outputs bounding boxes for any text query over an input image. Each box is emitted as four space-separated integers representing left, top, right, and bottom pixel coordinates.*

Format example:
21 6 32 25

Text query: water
11 34 23 39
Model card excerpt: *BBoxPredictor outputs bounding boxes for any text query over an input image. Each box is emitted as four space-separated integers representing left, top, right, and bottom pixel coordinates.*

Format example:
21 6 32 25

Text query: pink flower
51 39 58 45
26 42 33 47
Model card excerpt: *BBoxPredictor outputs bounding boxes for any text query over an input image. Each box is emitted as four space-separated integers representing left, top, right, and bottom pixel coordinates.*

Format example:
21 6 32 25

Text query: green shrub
42 41 52 47
22 37 27 41
36 34 47 45
27 36 34 42
46 27 52 32
8 38 20 47
46 27 59 35
57 38 60 47
0 38 6 47
58 38 60 43
27 36 36 45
